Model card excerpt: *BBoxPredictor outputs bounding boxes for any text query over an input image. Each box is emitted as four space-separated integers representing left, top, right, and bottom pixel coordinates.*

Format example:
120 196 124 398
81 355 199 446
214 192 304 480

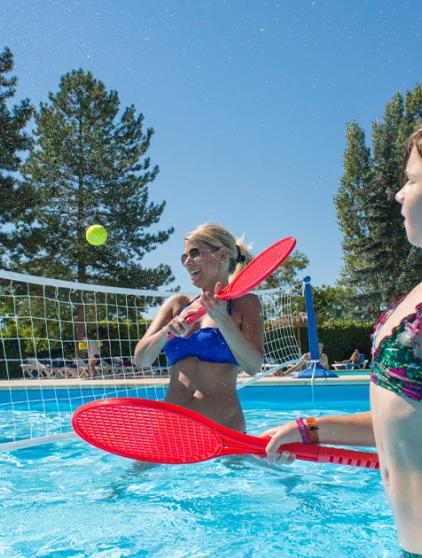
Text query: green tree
21 69 174 289
334 121 378 319
0 47 33 268
312 284 356 322
397 84 422 292
363 93 408 307
335 84 422 319
263 249 309 290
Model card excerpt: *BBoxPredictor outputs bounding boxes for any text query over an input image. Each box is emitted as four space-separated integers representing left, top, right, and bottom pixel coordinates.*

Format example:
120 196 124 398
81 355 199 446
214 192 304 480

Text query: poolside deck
0 373 370 389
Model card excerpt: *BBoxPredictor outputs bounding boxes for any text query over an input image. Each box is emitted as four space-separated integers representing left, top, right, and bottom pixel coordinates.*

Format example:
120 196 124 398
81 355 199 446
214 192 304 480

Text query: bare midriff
165 357 245 432
370 382 422 550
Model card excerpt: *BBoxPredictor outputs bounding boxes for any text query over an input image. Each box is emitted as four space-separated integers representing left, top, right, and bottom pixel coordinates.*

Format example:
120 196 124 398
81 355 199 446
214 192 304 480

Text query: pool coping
0 374 370 389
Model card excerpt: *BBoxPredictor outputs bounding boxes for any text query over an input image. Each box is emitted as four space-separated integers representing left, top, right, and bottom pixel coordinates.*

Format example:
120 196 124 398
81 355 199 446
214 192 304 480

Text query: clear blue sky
1 0 421 291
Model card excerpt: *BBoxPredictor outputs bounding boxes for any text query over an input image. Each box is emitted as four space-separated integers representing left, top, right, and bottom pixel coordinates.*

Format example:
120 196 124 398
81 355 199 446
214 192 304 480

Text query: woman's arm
134 294 188 368
260 411 375 464
199 289 264 375
281 353 311 375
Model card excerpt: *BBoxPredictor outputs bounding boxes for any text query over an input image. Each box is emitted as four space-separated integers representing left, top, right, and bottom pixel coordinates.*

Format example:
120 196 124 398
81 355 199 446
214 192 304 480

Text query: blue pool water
0 386 396 557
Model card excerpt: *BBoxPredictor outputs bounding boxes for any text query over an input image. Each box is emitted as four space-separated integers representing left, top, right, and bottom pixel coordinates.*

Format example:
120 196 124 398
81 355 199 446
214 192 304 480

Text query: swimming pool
0 386 396 557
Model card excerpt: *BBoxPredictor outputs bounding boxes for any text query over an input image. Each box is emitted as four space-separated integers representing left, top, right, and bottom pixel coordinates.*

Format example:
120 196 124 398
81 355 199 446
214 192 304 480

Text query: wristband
304 416 320 444
296 417 311 444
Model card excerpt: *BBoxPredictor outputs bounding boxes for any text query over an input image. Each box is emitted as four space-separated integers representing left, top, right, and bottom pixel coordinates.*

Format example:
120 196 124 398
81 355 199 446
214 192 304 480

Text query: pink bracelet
296 417 311 444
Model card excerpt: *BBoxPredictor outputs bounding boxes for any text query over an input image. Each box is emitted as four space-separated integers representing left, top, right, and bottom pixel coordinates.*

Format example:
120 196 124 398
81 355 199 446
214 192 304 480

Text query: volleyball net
0 270 302 451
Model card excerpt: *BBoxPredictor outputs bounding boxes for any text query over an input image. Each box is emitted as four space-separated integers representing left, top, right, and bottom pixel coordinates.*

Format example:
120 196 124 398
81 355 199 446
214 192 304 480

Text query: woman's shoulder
166 292 193 307
159 293 193 315
167 292 191 303
235 292 262 312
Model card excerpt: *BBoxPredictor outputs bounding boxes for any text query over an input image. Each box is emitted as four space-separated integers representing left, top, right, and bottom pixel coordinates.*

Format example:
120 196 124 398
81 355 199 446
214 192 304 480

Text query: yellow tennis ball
86 224 107 246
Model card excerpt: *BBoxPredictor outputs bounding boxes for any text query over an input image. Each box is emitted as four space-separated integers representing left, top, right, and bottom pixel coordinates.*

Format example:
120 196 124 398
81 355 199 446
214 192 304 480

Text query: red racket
168 236 296 337
72 398 379 469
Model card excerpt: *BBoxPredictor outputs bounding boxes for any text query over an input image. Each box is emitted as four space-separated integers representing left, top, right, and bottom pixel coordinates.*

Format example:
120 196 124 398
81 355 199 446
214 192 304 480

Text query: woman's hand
198 282 230 325
259 420 301 465
164 315 192 338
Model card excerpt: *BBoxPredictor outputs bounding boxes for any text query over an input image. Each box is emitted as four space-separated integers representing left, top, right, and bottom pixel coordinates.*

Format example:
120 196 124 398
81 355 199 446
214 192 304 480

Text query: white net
0 270 301 450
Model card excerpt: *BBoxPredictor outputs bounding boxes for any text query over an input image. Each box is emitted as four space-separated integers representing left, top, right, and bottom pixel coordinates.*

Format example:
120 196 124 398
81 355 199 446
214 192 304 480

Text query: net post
294 276 338 379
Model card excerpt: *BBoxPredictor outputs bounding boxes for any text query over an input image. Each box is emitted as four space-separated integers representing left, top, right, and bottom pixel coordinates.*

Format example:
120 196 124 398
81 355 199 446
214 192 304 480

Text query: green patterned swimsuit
371 299 422 401
371 301 422 557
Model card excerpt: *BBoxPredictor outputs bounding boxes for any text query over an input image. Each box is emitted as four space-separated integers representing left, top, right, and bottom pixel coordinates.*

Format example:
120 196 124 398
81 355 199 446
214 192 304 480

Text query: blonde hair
185 223 253 280
406 123 422 161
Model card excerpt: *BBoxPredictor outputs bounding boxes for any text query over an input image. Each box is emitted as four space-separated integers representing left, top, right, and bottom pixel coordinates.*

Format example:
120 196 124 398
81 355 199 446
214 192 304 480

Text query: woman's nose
395 186 405 204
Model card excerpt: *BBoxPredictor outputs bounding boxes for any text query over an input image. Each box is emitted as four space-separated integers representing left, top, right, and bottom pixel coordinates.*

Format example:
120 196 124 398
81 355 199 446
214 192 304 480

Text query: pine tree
0 47 33 268
335 85 422 319
20 69 174 289
334 121 378 318
398 84 422 292
335 121 373 276
364 93 408 306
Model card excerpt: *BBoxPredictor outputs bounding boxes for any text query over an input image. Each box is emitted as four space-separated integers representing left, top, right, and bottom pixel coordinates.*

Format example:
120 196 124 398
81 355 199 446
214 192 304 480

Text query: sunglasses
181 246 220 266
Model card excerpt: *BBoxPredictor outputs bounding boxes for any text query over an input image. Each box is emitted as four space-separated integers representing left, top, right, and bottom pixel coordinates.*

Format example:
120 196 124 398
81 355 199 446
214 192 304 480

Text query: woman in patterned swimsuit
135 223 264 433
259 125 422 558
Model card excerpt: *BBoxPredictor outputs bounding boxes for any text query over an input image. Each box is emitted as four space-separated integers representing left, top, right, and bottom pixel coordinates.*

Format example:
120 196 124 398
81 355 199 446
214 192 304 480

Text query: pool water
0 386 396 557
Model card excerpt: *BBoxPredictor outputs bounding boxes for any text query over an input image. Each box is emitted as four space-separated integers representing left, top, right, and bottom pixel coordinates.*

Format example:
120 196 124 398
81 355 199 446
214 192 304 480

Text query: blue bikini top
163 299 238 366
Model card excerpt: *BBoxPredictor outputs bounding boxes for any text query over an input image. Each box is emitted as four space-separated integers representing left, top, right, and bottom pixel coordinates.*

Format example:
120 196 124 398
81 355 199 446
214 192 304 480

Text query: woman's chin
405 226 422 248
190 274 202 287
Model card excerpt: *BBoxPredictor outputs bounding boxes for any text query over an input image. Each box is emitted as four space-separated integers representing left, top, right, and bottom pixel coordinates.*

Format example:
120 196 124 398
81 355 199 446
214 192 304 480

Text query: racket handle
279 443 379 469
184 307 206 325
166 307 206 340
223 436 379 470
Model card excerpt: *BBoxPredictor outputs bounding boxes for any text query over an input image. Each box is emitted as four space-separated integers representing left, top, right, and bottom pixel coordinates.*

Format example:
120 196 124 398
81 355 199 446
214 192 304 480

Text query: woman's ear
218 247 228 262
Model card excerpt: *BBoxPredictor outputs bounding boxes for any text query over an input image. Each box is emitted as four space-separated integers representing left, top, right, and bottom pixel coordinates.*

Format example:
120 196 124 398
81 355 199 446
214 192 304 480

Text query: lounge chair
112 357 133 376
71 358 90 378
48 359 83 379
25 358 53 378
20 361 38 379
94 357 121 377
333 353 367 371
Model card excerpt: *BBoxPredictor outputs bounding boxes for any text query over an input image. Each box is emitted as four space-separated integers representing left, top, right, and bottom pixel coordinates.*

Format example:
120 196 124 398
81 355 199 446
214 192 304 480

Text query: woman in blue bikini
260 125 422 557
135 223 264 433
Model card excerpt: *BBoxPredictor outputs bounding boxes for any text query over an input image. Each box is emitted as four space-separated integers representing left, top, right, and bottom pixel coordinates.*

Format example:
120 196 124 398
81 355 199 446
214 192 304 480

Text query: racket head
218 236 296 300
73 398 229 464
